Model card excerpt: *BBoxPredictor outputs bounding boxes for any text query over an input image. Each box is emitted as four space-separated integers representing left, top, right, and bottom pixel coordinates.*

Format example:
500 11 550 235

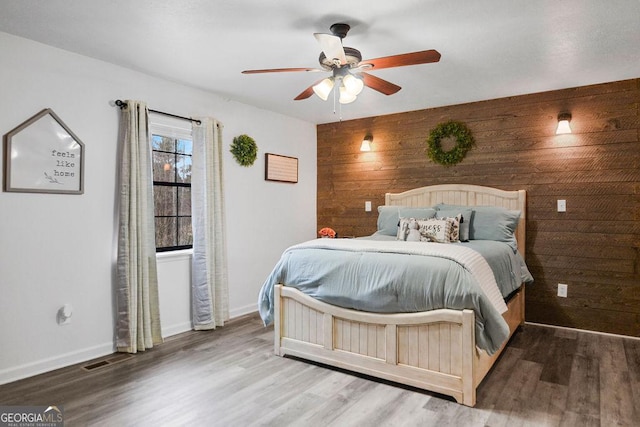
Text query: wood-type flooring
1 313 638 426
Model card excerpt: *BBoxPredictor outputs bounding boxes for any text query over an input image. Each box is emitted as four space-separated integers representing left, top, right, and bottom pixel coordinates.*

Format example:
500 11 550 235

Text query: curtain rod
114 100 202 125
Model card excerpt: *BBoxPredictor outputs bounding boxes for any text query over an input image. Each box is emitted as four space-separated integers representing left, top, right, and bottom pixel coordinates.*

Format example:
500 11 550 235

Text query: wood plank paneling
317 78 640 338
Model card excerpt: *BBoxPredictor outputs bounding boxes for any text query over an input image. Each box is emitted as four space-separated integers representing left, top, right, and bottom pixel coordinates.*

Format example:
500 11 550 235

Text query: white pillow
398 217 459 243
397 217 423 241
416 218 452 243
436 214 461 242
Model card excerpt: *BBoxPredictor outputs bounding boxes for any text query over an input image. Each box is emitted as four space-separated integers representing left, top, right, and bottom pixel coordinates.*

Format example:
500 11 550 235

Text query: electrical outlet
57 304 73 325
557 283 568 297
365 201 372 212
557 199 566 212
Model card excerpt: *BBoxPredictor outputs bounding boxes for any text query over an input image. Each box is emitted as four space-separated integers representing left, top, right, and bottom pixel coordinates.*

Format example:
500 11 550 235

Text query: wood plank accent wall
317 78 640 337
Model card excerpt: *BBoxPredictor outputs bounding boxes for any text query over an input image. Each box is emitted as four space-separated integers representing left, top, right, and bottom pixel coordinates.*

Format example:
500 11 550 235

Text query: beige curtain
115 100 163 352
191 117 229 329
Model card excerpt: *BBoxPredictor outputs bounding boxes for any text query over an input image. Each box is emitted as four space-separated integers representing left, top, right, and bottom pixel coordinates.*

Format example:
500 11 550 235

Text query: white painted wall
0 32 317 384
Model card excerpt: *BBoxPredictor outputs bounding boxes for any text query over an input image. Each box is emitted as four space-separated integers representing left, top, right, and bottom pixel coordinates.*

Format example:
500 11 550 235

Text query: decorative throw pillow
397 217 423 241
436 207 472 241
416 218 452 243
437 214 461 242
398 216 460 243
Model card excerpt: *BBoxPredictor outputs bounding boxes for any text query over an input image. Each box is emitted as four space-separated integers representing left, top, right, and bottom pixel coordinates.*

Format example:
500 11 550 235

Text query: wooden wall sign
265 153 298 183
4 109 85 194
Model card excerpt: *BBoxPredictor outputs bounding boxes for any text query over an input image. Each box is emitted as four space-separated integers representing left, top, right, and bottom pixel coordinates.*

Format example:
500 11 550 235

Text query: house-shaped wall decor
4 108 85 194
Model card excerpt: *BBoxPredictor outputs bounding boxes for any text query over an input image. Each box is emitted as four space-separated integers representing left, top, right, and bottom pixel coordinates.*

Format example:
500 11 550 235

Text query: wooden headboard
385 184 526 256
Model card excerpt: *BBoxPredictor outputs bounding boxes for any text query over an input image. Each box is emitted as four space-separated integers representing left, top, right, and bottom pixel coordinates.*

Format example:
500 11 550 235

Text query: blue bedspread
258 237 533 354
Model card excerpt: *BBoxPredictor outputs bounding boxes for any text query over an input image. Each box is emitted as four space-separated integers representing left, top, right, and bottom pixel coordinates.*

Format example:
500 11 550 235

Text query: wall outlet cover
557 283 568 297
557 199 567 212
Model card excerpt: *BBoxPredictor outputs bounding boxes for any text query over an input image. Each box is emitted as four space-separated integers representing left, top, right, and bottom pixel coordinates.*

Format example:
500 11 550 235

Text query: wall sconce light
360 135 373 152
556 112 572 134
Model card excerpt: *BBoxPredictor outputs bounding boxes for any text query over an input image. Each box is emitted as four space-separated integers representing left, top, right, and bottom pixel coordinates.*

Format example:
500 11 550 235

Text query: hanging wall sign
4 109 85 194
265 153 298 183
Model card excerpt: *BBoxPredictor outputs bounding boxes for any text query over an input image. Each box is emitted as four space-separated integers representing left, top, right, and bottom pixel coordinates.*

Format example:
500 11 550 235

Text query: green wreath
426 121 475 166
230 134 258 167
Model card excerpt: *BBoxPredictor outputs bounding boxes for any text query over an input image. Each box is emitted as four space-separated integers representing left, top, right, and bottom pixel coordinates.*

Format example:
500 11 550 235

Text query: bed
259 184 530 406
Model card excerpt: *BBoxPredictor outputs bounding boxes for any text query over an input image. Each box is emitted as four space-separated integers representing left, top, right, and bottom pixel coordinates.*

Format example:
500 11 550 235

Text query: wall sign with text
4 109 85 194
265 153 298 183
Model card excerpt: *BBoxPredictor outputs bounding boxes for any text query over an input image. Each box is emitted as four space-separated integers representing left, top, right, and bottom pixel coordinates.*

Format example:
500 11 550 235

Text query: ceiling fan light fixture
343 73 364 96
338 85 357 104
312 77 334 101
242 23 441 103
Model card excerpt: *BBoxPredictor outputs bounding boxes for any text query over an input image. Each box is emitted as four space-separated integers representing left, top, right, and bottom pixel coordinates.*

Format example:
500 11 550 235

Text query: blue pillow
377 206 436 236
436 204 521 250
376 206 401 236
398 207 436 220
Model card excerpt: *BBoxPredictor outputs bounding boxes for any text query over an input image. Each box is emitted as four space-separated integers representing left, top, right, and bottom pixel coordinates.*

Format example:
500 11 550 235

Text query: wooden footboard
274 284 525 407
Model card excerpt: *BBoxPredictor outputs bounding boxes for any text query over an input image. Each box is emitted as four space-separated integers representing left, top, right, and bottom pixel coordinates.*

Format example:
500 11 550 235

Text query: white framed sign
4 109 85 194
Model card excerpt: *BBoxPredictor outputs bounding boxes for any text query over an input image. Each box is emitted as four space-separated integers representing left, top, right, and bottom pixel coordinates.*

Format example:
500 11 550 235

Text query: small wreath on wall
426 120 475 166
230 134 258 167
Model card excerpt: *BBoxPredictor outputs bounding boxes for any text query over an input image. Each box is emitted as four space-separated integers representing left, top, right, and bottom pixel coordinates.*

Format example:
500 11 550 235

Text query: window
151 133 193 251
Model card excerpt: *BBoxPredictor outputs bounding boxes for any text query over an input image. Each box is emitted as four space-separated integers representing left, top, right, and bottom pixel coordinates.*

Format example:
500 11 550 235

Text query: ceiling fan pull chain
332 85 337 115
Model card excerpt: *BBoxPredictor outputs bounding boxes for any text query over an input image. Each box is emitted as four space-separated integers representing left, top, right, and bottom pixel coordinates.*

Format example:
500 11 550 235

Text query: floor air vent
82 353 133 371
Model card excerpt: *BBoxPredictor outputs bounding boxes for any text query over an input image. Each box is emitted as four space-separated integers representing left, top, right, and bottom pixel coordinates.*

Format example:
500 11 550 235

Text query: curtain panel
191 117 229 329
115 100 163 352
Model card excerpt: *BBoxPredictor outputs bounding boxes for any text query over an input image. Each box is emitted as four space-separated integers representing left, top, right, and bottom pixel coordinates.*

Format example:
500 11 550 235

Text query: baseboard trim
162 322 193 338
1 306 260 386
0 342 114 386
161 307 260 337
229 303 258 320
525 321 640 341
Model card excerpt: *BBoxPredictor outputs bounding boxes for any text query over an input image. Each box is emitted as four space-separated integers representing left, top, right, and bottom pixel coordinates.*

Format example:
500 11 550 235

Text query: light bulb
343 74 364 96
312 77 334 101
556 113 572 134
556 120 571 134
339 85 357 104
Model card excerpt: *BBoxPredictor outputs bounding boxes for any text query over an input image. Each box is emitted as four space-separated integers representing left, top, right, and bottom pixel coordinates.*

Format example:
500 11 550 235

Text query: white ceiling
1 0 639 124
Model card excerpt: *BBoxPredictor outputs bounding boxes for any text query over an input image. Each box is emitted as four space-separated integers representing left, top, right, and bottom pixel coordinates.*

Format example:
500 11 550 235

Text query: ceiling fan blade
294 78 326 100
361 49 441 70
242 67 322 74
314 33 347 65
360 72 401 95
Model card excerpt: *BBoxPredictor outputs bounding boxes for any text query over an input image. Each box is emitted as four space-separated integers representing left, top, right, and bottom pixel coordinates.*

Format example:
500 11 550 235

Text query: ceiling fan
242 23 441 104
